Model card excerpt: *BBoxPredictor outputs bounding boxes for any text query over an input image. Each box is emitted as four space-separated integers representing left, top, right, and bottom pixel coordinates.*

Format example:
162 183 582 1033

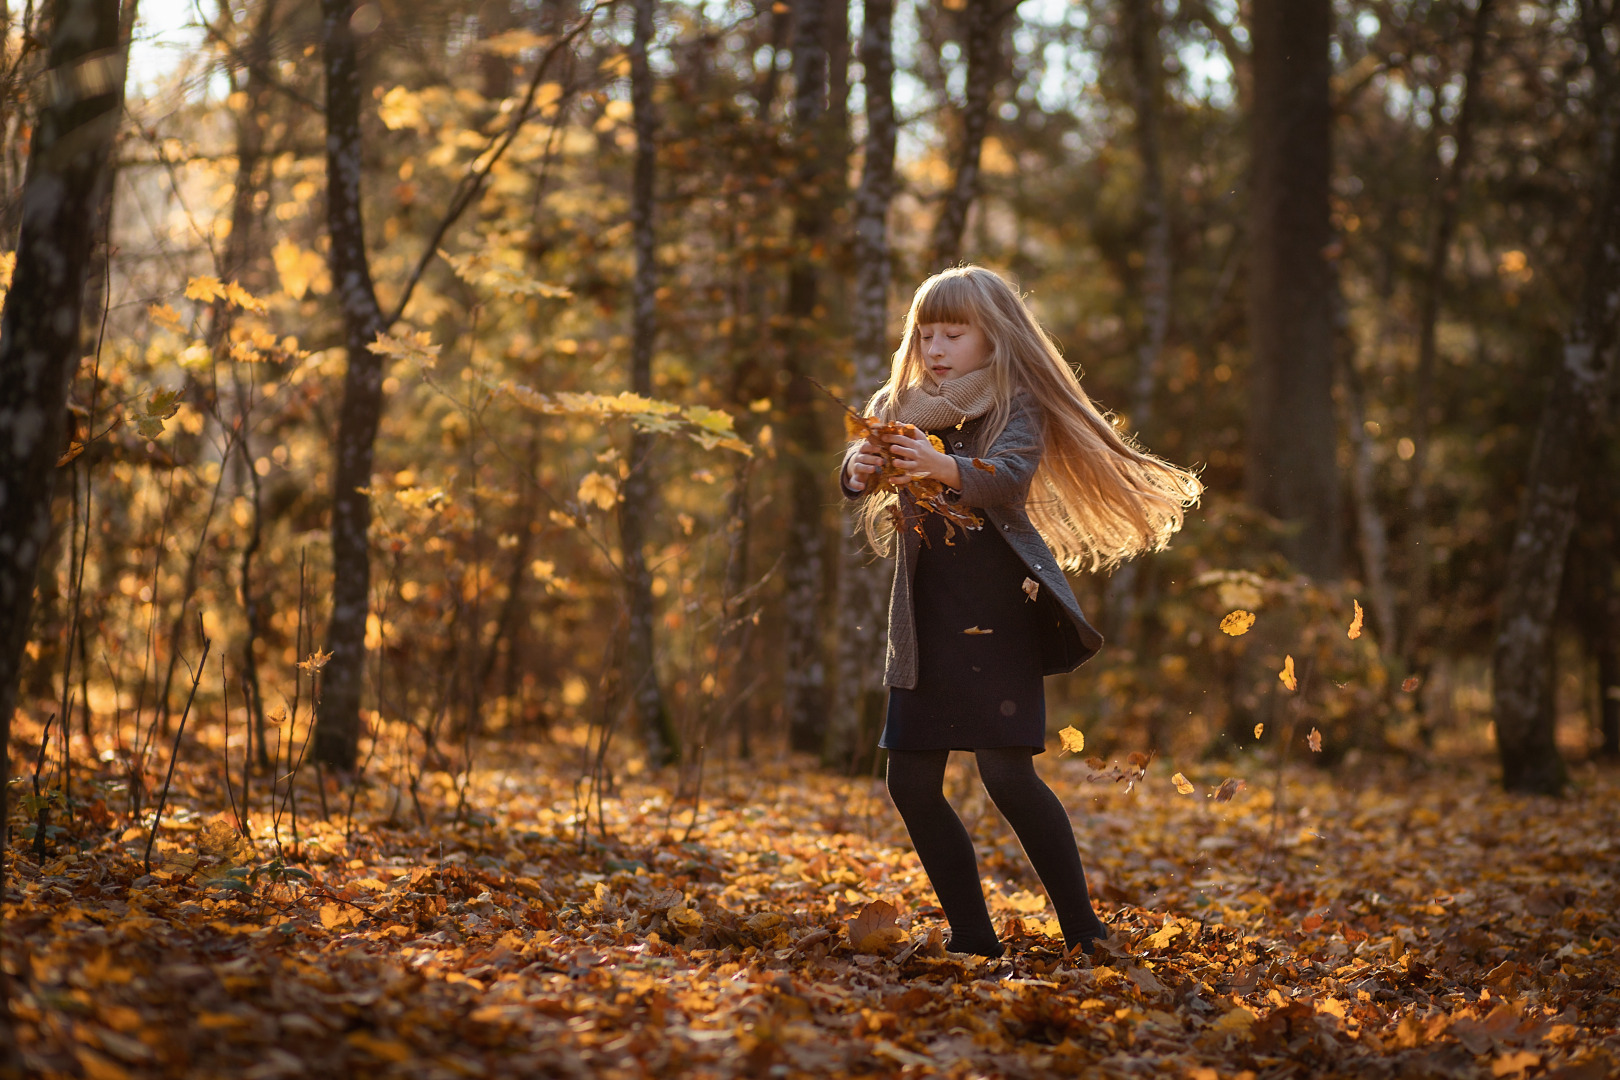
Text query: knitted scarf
891 368 998 431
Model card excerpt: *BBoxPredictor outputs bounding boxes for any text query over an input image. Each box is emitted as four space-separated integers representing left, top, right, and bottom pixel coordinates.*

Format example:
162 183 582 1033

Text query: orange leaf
962 625 993 635
971 457 996 474
846 899 905 954
1306 727 1323 753
1348 599 1364 640
1212 777 1247 803
1279 654 1297 691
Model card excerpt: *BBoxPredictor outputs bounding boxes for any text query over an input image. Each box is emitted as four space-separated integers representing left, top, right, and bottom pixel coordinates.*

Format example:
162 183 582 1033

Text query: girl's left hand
883 429 962 490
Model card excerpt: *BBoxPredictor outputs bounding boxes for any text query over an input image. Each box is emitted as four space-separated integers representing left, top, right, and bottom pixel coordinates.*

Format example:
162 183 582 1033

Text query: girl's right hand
845 438 884 492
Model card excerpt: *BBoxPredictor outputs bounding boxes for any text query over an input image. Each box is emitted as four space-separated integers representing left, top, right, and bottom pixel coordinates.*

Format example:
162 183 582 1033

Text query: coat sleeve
948 393 1045 510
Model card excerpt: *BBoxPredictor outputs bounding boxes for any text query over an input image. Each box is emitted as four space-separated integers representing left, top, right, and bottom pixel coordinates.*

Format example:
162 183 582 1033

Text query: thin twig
144 635 212 875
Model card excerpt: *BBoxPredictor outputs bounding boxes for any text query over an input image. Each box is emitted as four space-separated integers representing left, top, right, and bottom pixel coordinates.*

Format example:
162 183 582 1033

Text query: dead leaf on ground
846 899 905 954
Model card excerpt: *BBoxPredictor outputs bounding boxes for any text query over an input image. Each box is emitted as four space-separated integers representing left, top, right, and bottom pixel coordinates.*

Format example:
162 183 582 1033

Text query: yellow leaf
1210 1007 1256 1039
1220 610 1256 636
577 471 618 511
1279 654 1297 691
1171 772 1195 795
223 281 267 313
961 625 993 635
1348 599 1364 640
298 649 333 673
666 903 703 936
56 442 86 467
184 275 226 303
148 302 186 332
319 903 354 930
1253 723 1264 738
272 238 329 300
1057 726 1084 754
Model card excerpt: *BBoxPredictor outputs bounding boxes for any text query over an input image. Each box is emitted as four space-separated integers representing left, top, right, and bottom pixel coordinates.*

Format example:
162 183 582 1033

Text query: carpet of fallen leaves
7 740 1619 1080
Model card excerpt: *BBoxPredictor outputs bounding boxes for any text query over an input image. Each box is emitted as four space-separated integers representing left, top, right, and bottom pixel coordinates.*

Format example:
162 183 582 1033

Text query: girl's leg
885 748 1003 956
976 747 1108 952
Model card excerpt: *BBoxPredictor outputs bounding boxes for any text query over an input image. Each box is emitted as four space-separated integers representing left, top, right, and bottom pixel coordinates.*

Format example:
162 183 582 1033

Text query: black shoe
945 937 1005 960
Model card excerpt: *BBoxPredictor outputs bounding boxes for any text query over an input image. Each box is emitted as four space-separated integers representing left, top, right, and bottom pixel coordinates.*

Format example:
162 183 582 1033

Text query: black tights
886 747 1107 957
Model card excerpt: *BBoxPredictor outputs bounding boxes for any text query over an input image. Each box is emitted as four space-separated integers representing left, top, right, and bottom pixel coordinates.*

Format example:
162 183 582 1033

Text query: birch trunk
826 0 895 771
620 0 678 765
927 0 1004 270
783 0 831 753
313 0 388 769
1490 101 1620 795
0 0 124 1055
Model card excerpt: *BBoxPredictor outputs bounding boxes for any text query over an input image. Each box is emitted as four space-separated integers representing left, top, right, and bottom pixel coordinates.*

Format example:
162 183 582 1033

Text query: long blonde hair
852 265 1202 572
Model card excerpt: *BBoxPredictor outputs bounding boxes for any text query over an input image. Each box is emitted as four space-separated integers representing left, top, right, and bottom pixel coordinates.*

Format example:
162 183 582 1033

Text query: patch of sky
128 0 216 100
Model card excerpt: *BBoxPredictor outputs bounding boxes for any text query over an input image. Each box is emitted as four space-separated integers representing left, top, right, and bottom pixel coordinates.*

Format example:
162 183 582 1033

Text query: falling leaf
1253 723 1264 738
1084 756 1107 770
845 899 905 954
971 458 996 474
1220 610 1256 636
1307 727 1323 752
962 625 993 635
56 442 86 467
1172 772 1195 795
1348 599 1364 640
1212 777 1247 803
1126 751 1151 768
1279 654 1297 691
1402 675 1421 692
1021 577 1039 601
1058 726 1085 754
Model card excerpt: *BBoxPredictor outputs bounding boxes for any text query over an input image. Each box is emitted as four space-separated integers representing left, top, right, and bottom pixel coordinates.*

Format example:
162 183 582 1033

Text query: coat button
1002 524 1010 529
1035 564 1042 570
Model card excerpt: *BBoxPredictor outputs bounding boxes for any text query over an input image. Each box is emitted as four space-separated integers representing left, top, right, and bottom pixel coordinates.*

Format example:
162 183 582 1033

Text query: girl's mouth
931 365 950 376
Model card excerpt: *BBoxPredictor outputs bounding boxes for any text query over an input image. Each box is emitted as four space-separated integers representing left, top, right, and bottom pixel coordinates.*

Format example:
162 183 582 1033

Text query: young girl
841 265 1201 959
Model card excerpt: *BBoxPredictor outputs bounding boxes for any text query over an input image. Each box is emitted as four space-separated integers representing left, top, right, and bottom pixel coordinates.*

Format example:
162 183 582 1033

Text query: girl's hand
883 429 962 490
844 437 884 492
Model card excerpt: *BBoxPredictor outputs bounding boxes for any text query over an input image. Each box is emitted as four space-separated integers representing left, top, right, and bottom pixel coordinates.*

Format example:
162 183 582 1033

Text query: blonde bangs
911 273 981 328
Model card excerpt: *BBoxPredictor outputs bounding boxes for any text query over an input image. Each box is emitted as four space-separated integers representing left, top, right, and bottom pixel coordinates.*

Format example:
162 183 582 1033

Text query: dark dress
881 428 1063 754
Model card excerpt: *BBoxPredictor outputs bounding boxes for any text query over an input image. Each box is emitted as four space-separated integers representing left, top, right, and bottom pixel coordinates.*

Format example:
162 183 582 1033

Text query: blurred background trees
3 0 1618 818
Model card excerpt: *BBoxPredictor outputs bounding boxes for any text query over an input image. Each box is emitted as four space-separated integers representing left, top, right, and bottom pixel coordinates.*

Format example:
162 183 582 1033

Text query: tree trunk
1402 0 1495 662
1104 0 1172 641
1244 0 1340 579
620 0 678 766
313 0 388 770
783 0 831 754
0 0 124 1058
1490 101 1620 795
927 0 1004 270
826 0 895 772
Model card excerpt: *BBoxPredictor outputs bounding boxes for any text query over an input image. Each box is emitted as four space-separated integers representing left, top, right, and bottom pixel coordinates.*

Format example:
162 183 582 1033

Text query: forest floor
5 730 1619 1080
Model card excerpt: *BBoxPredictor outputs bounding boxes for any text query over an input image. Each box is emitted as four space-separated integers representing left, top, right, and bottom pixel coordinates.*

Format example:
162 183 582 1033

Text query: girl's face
917 322 991 383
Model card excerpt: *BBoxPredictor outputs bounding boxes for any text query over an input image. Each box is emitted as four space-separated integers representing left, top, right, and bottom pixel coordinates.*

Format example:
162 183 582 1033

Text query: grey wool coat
842 391 1105 690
